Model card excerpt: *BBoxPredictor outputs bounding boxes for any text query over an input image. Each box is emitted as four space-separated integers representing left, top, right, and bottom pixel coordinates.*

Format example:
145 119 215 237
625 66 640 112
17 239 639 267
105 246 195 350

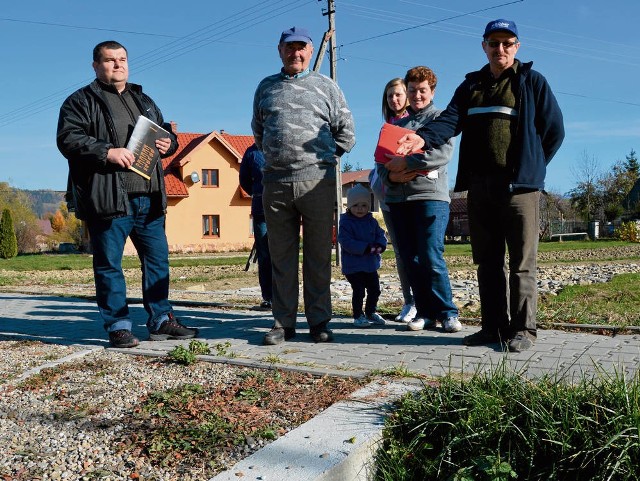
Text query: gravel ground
0 346 361 480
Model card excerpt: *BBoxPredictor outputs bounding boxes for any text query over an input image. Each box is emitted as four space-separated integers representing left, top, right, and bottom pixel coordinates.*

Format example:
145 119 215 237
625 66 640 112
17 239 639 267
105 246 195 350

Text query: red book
373 123 429 176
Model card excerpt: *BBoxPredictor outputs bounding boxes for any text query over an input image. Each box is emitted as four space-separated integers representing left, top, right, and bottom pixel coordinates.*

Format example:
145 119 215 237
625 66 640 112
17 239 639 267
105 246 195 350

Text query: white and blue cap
483 19 518 39
279 27 313 44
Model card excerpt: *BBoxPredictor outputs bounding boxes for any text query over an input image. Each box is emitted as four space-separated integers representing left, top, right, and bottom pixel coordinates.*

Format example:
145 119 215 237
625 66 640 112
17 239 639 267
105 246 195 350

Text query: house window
202 169 219 187
203 215 220 237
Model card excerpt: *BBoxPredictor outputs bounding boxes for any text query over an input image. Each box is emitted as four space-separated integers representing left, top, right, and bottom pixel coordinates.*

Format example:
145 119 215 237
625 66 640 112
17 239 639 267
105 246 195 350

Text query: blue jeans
87 194 172 334
253 214 273 302
389 200 458 321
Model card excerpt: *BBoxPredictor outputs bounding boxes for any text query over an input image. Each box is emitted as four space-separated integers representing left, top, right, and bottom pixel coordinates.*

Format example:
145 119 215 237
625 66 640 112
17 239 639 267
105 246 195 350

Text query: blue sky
1 0 638 196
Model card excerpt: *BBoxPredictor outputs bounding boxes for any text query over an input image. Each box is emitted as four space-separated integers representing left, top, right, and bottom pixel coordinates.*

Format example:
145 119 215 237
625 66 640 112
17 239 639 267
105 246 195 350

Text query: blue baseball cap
279 27 312 44
483 19 518 39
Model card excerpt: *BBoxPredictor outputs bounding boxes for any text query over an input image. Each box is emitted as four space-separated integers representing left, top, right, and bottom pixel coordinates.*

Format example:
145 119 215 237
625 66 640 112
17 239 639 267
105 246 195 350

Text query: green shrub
376 365 640 480
0 208 18 259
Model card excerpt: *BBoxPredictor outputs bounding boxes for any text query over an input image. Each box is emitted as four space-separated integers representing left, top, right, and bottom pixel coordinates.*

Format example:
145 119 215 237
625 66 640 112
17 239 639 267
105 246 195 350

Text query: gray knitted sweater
252 70 355 183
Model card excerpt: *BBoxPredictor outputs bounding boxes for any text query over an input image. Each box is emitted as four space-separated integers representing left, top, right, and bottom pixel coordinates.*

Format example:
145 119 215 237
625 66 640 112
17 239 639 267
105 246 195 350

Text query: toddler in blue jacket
338 184 388 327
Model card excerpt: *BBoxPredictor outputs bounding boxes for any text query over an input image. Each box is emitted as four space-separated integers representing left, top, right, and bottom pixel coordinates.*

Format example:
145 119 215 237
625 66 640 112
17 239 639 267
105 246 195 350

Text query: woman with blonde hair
370 77 415 323
382 77 409 124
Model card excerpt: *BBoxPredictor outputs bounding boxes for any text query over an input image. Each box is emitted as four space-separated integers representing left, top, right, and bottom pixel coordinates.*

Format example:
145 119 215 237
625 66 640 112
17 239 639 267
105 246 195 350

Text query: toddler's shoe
354 315 372 328
367 312 386 325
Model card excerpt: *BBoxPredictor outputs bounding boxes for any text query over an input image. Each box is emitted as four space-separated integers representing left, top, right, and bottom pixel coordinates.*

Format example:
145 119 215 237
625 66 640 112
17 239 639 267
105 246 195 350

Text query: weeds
375 363 640 480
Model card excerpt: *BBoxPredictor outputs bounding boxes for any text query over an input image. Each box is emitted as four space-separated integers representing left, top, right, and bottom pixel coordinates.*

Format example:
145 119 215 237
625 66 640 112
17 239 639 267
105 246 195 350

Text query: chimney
170 121 178 133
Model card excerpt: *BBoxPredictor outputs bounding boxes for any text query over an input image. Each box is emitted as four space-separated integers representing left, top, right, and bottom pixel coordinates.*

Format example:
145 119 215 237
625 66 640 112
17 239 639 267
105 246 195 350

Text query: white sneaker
395 303 417 323
367 312 386 325
407 317 425 331
354 315 371 328
407 317 437 331
442 317 462 333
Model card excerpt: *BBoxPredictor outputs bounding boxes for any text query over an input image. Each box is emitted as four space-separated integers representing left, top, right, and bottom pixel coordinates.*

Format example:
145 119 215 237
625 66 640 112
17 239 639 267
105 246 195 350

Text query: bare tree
568 150 602 222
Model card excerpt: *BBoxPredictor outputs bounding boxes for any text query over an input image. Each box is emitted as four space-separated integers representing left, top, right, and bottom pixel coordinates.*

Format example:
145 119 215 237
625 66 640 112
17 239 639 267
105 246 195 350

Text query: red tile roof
161 131 254 197
341 169 372 185
220 133 254 158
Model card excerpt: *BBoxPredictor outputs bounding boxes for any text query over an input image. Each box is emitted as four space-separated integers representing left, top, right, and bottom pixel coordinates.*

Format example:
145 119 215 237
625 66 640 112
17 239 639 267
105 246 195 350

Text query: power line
342 0 525 46
0 0 314 128
0 17 179 38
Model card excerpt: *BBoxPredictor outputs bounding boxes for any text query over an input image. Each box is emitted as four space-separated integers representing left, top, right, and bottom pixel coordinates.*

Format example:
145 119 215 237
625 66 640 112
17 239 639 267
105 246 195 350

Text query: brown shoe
109 330 140 348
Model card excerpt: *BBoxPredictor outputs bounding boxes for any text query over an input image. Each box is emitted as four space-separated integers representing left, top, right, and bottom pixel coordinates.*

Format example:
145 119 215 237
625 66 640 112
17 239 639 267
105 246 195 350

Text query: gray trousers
468 180 540 339
263 178 336 329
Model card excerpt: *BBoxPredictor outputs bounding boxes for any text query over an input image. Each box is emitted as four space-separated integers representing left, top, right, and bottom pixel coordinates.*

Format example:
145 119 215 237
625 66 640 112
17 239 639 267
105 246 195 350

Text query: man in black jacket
396 20 564 352
57 40 198 348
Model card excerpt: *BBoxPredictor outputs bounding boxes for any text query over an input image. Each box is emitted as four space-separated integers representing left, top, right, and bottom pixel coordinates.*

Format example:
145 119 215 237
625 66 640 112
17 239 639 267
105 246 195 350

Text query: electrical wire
0 0 314 127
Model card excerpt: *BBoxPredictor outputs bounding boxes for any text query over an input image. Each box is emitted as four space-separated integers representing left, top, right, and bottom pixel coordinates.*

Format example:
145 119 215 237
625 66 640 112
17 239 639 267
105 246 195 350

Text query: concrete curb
209 379 421 481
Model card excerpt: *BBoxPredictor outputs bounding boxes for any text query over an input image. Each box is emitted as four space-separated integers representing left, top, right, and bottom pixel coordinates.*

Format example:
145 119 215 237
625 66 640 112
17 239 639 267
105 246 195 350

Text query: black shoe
109 330 140 348
149 313 198 341
462 329 502 346
260 300 272 309
263 327 296 345
508 332 534 352
310 321 333 343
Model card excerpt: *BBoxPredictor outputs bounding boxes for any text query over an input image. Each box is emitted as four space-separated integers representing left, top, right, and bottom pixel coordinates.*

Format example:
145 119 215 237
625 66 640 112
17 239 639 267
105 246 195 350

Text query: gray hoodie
376 102 455 204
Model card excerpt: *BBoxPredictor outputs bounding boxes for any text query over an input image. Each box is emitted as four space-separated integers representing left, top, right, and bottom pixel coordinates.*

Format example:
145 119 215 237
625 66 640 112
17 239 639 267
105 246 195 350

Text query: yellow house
160 126 254 253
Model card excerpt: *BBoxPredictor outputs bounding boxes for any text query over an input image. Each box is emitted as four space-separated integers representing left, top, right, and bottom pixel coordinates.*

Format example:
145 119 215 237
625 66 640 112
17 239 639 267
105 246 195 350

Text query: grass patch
0 253 247 271
376 364 640 480
539 273 640 328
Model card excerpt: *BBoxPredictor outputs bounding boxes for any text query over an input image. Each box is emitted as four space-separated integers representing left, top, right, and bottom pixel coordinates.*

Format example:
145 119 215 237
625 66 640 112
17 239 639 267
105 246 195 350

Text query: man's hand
389 170 418 183
107 147 135 168
396 133 425 155
155 137 171 155
384 155 408 172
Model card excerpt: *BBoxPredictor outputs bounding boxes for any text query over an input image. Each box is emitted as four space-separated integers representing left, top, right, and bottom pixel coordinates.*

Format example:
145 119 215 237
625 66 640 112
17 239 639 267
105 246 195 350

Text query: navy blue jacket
239 144 266 217
338 212 387 275
414 61 564 192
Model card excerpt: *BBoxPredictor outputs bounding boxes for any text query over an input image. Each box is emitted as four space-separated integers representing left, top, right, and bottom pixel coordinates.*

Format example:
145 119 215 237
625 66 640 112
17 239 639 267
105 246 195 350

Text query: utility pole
314 0 342 265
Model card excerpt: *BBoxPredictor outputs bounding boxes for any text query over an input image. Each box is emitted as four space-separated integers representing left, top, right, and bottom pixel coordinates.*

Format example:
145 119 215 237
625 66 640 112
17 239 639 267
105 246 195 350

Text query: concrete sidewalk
2 292 639 380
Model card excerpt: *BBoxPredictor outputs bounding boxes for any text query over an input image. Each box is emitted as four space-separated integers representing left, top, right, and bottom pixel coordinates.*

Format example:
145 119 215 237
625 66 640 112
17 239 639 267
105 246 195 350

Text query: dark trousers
345 271 381 319
252 214 272 302
468 179 540 339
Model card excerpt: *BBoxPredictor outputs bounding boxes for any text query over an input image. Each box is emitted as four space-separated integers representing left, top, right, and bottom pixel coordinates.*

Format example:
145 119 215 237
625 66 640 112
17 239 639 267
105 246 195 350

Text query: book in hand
373 122 430 176
125 116 170 180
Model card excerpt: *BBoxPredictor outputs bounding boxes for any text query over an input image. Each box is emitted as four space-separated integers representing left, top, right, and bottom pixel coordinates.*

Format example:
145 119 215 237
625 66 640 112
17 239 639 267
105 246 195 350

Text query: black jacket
415 61 564 192
57 79 178 220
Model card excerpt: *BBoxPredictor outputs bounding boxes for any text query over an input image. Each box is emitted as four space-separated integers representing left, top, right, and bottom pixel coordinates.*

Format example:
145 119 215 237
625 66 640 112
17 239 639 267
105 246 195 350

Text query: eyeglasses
485 40 519 49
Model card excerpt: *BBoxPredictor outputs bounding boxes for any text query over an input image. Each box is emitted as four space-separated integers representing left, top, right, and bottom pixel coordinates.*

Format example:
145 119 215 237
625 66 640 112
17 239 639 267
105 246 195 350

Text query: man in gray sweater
252 26 356 345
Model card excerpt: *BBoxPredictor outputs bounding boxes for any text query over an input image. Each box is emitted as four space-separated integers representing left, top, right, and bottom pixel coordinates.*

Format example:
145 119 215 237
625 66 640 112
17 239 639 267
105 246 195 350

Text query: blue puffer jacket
338 212 387 275
414 60 564 192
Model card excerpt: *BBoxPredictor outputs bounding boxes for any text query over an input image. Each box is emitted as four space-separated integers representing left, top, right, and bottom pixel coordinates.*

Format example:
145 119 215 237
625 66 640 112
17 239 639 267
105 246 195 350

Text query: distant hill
24 189 66 217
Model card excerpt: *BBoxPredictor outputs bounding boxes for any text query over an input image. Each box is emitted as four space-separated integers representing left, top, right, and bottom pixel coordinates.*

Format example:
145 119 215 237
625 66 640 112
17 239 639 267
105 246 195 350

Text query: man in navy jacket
397 19 564 352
